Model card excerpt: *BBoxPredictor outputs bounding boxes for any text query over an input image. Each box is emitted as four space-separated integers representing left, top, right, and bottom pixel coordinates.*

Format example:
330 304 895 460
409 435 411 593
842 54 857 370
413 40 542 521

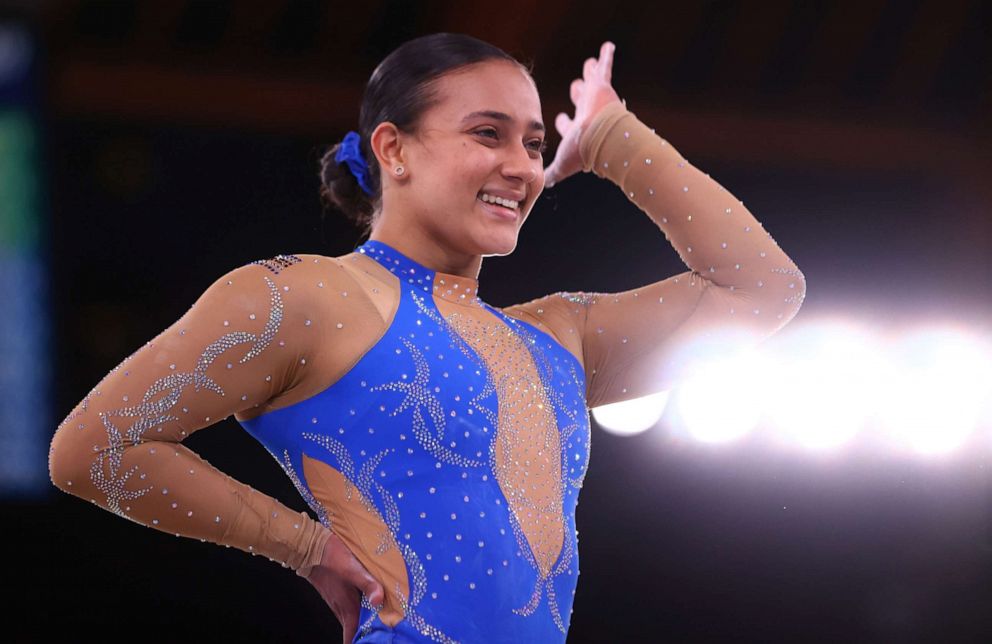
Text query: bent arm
48 258 331 576
507 102 806 408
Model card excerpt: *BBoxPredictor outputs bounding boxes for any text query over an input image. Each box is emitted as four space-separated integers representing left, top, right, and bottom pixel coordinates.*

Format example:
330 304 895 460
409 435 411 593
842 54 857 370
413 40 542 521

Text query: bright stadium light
589 314 992 457
671 348 767 444
877 326 992 455
762 320 879 450
591 390 670 436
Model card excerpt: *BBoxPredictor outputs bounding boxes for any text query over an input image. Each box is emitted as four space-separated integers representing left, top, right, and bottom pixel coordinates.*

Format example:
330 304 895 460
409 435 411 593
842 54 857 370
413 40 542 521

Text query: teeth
479 192 519 209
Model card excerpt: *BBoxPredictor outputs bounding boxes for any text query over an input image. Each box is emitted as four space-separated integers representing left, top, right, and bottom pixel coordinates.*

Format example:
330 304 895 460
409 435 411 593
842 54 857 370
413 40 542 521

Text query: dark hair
318 33 528 235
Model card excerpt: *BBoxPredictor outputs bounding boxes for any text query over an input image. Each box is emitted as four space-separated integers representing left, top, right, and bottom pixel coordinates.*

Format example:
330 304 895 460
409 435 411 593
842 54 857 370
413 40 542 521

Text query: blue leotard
240 239 590 642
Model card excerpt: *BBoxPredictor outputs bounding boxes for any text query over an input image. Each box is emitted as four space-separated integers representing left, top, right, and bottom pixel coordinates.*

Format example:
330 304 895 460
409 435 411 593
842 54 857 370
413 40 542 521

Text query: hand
305 530 385 644
544 41 623 188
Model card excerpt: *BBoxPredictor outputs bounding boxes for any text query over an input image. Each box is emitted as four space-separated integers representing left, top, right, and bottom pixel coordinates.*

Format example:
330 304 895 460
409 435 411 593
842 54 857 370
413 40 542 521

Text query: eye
475 127 499 140
528 139 548 154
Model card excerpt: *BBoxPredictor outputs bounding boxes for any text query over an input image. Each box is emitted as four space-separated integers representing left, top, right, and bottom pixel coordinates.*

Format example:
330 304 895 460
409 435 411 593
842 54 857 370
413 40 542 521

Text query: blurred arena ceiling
4 0 990 187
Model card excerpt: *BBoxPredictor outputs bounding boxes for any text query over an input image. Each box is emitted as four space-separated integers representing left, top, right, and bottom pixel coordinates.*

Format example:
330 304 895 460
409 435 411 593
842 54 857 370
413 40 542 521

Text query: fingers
569 78 584 107
334 543 384 609
582 56 597 81
342 609 358 644
555 111 573 138
599 41 615 82
543 163 558 188
583 42 616 84
546 111 574 187
335 587 360 644
339 581 382 644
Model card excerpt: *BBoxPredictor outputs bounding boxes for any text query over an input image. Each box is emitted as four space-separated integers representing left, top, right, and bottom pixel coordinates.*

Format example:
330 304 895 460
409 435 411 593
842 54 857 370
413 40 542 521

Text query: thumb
361 574 385 609
543 163 559 189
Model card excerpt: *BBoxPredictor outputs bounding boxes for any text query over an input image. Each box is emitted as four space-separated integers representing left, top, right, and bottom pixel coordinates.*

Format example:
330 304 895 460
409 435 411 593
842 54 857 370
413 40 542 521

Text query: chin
472 200 528 253
477 232 520 257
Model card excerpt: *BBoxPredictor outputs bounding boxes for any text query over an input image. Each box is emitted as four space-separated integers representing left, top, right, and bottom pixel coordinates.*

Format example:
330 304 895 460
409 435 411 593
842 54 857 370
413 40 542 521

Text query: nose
501 143 540 184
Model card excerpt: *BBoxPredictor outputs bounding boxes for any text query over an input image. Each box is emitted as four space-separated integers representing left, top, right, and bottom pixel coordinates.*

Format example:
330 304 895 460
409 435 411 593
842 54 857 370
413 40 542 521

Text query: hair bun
318 142 375 231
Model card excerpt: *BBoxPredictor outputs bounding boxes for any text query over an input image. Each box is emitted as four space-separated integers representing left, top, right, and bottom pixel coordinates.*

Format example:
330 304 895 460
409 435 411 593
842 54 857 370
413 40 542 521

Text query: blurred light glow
763 320 879 450
672 348 767 444
582 313 992 459
877 326 992 454
591 390 669 435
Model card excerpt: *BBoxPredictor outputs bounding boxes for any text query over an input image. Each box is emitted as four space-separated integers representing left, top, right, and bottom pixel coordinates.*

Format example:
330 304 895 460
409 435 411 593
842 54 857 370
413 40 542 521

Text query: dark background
6 0 992 641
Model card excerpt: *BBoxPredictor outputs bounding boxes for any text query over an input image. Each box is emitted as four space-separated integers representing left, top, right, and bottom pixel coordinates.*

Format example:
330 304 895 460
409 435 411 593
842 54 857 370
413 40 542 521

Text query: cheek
453 153 497 190
427 143 499 200
468 147 501 175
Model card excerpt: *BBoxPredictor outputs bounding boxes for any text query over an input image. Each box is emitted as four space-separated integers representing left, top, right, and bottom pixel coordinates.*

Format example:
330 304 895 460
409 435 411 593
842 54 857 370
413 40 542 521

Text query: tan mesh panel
302 454 409 626
434 282 565 580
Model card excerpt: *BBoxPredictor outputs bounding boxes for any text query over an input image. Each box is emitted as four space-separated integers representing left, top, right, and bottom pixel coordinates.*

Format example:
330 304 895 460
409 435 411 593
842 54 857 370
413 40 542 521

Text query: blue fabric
239 239 591 643
335 130 374 196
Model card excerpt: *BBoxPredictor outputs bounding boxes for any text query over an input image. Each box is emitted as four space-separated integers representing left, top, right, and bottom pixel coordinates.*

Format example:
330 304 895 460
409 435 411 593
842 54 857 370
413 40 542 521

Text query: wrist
295 522 333 578
579 100 630 171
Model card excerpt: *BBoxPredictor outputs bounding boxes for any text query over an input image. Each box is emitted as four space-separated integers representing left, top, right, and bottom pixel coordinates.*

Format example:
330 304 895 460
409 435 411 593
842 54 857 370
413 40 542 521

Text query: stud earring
395 166 405 175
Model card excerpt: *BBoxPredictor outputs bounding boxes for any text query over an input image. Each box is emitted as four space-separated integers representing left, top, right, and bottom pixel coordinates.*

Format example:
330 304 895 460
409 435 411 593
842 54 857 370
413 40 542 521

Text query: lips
477 189 524 221
478 195 519 220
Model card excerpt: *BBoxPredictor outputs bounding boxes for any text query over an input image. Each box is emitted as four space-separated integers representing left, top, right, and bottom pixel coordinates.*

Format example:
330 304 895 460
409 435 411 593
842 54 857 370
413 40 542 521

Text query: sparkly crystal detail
281 449 330 528
369 333 485 469
555 291 606 308
250 254 302 274
90 276 283 518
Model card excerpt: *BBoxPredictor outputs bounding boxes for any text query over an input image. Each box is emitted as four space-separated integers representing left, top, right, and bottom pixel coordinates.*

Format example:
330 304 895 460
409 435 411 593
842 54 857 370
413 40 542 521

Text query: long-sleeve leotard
49 102 804 642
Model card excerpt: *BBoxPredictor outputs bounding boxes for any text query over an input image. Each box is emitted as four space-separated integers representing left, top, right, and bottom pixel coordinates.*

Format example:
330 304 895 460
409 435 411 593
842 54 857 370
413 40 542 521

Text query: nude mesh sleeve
48 259 332 577
506 101 806 409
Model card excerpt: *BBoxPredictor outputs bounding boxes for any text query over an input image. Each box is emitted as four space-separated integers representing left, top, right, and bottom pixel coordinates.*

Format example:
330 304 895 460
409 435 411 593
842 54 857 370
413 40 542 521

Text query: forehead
426 61 542 126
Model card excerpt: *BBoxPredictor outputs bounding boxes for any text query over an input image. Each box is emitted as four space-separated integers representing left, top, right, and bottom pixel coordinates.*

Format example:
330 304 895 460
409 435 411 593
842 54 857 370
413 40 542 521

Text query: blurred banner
0 22 48 495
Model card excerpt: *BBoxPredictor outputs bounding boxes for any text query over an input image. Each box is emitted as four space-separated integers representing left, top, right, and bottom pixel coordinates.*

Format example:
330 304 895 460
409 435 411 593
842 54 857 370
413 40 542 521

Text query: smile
478 192 520 210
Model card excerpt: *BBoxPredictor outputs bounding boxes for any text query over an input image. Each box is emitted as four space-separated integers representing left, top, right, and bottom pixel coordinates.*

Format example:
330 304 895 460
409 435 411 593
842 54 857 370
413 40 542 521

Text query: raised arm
48 255 332 576
506 43 806 409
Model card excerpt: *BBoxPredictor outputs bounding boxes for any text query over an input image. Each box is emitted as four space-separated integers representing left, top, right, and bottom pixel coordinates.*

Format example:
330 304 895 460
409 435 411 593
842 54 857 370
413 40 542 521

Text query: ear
369 122 408 181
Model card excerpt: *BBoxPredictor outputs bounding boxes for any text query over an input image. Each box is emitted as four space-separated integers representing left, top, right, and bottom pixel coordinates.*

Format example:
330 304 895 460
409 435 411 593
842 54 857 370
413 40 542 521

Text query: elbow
48 430 74 494
737 260 806 337
772 264 806 330
48 422 90 496
789 264 807 308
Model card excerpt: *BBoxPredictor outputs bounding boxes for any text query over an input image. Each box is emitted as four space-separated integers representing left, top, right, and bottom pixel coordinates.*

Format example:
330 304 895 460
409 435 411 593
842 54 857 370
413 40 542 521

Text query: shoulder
501 290 600 320
501 292 592 368
240 252 346 276
216 252 350 286
205 252 386 322
195 252 352 314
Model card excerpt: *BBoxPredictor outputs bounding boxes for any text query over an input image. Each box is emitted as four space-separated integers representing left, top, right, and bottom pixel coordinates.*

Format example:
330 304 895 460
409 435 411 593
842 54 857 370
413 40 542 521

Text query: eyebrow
461 110 545 133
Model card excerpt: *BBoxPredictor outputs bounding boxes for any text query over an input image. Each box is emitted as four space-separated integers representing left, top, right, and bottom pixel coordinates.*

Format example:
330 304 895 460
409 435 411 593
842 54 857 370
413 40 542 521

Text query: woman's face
395 60 546 258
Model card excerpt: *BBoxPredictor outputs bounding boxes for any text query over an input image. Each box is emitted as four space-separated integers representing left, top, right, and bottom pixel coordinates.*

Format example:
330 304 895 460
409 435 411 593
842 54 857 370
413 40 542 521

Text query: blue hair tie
335 131 374 196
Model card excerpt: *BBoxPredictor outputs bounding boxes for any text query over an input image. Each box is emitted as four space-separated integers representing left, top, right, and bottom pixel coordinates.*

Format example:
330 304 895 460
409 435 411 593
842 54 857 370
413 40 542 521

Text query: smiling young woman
49 33 805 643
365 60 545 265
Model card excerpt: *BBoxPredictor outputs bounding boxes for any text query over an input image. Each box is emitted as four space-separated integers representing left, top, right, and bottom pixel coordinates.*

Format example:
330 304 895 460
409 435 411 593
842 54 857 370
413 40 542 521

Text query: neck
368 221 482 281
